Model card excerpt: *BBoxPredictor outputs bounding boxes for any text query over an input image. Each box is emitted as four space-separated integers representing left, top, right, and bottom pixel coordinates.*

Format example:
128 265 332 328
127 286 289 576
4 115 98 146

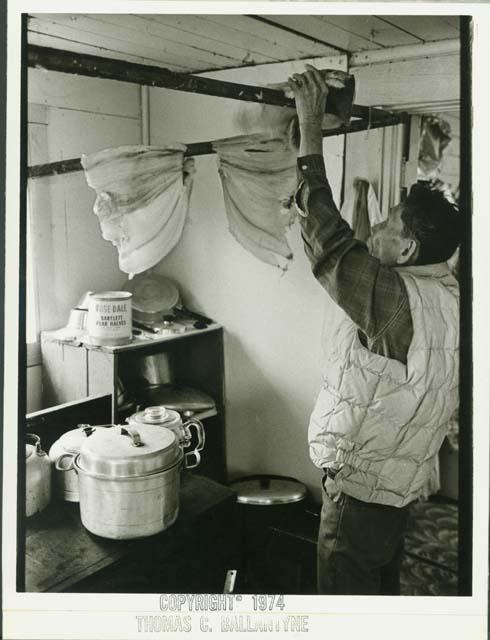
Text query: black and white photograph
1 3 489 639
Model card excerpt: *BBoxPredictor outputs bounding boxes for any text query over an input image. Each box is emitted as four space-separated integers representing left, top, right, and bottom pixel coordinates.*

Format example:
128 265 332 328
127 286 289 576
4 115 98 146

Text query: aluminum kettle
26 433 52 517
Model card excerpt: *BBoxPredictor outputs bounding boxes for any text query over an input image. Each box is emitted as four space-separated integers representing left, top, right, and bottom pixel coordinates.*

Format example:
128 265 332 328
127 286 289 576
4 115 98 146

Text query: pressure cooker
55 423 201 540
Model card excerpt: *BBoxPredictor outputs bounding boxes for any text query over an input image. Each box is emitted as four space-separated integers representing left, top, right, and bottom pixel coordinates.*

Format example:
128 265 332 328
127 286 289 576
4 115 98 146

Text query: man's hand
287 65 328 125
287 65 328 156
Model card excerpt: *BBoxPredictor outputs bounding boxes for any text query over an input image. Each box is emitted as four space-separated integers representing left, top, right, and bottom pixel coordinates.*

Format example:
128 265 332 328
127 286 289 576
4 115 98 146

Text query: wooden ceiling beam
26 44 406 180
28 44 356 121
27 44 399 123
27 113 407 179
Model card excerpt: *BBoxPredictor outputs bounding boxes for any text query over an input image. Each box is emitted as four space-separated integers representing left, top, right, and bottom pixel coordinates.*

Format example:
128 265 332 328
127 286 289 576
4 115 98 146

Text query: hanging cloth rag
81 144 195 279
418 115 452 181
340 178 384 241
212 134 297 269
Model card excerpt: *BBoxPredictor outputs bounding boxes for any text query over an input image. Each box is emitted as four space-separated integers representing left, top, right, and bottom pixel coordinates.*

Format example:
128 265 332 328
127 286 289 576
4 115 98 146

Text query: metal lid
89 291 132 301
125 273 179 313
128 406 182 429
230 475 307 506
51 424 98 455
77 424 180 478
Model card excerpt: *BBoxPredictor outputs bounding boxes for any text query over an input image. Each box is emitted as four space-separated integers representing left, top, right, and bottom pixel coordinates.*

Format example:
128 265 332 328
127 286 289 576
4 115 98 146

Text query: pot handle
55 452 77 472
120 426 143 447
77 424 96 437
184 449 201 470
182 419 205 452
26 433 46 456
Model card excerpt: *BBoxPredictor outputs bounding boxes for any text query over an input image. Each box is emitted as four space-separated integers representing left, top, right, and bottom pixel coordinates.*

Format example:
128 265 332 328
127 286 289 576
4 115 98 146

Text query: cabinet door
41 340 88 408
87 349 115 402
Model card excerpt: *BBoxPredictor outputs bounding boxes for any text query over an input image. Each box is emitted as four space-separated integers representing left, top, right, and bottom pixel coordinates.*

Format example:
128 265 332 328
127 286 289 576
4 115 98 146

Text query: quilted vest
308 263 459 507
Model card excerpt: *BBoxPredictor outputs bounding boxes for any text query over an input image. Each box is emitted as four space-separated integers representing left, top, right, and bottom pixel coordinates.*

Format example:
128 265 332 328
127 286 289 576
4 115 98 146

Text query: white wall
149 59 346 500
27 70 143 410
28 70 143 332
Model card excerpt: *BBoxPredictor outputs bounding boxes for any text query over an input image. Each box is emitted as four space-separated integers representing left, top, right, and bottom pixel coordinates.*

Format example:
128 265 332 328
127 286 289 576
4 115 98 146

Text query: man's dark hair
401 183 461 265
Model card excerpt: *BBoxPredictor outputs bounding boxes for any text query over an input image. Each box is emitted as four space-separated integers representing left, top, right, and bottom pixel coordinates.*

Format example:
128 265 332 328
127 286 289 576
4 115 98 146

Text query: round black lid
230 475 307 506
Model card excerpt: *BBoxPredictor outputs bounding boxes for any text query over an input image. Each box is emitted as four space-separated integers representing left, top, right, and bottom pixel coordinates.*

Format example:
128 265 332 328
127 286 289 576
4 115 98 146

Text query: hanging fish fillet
213 134 297 269
81 145 195 278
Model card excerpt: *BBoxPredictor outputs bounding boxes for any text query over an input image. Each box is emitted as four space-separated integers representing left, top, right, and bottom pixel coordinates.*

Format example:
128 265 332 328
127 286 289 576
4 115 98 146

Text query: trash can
229 475 307 592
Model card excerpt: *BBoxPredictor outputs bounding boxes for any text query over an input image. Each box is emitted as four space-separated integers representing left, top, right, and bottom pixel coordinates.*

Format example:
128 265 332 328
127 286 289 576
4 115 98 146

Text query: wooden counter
25 474 237 593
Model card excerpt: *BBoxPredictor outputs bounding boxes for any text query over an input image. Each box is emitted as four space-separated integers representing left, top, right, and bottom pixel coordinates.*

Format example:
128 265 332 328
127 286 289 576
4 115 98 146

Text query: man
287 65 460 595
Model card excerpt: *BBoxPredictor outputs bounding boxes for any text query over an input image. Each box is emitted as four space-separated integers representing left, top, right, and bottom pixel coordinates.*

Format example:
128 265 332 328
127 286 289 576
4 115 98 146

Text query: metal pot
55 423 200 540
127 406 205 464
26 433 52 517
49 424 99 502
132 385 216 416
133 353 176 386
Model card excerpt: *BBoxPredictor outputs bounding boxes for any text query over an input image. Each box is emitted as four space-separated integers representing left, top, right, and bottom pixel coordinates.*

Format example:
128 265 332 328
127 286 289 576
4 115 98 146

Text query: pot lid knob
142 406 170 424
78 424 96 437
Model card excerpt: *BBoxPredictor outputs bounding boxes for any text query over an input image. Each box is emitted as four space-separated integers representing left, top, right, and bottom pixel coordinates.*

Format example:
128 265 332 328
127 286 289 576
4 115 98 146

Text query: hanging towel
81 144 195 278
340 178 384 241
213 134 297 269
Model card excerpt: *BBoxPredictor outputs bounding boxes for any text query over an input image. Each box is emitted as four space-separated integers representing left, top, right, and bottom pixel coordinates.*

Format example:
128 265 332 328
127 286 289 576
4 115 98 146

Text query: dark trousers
317 480 411 595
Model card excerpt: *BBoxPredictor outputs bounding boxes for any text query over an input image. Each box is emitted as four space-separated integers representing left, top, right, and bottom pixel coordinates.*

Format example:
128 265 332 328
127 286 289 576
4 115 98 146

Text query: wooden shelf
40 324 227 483
42 322 222 353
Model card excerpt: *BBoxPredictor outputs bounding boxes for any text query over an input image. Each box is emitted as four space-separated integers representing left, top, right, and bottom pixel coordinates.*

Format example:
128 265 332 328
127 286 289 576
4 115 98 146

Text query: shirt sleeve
296 154 413 360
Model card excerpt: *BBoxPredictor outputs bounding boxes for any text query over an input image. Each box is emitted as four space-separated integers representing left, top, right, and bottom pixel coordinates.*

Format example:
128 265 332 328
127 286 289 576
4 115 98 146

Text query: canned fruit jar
87 291 132 346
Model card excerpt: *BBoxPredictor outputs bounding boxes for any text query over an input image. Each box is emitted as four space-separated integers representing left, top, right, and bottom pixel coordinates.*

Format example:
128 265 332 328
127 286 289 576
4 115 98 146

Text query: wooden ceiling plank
92 14 259 67
260 15 381 52
318 15 422 47
27 31 193 73
148 14 287 62
28 15 245 72
439 16 461 29
200 15 335 57
352 55 459 109
28 17 202 71
249 15 346 53
73 14 248 67
377 16 460 42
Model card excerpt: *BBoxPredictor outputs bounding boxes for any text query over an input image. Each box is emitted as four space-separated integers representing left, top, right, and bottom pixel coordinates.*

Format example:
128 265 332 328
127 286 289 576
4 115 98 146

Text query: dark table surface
25 474 236 592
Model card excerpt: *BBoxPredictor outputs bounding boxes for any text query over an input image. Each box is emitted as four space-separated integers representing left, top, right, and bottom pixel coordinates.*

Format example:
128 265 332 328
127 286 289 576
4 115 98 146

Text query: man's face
366 204 411 266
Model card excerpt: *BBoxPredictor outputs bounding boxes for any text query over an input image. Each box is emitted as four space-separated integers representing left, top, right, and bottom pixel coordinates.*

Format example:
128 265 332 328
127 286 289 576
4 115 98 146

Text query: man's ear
396 238 418 265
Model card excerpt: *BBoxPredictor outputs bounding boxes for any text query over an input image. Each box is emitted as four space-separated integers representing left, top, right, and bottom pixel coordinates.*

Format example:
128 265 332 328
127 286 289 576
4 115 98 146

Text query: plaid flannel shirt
295 154 413 364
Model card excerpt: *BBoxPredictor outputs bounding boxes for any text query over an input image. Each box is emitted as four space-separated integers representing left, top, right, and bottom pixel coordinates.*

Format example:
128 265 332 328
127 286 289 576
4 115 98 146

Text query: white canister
87 291 132 346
